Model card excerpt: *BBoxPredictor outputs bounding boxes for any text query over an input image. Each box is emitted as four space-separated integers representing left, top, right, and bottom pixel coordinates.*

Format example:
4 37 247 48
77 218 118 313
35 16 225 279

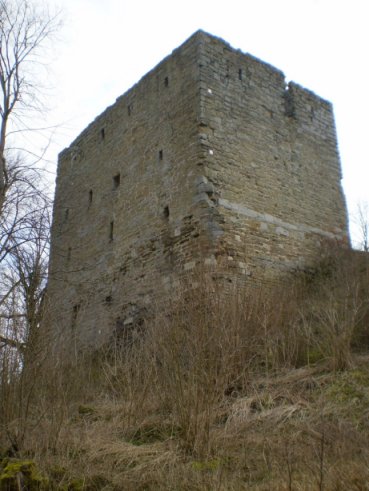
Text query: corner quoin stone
46 30 349 347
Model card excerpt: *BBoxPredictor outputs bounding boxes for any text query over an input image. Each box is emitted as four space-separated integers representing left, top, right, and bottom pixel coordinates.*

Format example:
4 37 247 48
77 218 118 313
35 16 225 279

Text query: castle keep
47 31 348 346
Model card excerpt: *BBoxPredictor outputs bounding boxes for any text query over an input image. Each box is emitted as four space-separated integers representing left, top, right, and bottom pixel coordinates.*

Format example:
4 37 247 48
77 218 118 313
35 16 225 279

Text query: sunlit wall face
23 0 368 248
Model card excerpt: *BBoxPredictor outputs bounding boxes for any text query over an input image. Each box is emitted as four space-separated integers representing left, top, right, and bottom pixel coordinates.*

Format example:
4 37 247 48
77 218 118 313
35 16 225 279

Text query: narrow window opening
109 221 114 241
105 295 112 304
284 84 295 118
71 304 80 329
164 76 169 87
127 104 132 116
67 247 71 261
163 206 169 219
239 68 243 80
159 149 163 161
113 173 120 189
100 128 105 140
88 189 93 205
64 208 69 221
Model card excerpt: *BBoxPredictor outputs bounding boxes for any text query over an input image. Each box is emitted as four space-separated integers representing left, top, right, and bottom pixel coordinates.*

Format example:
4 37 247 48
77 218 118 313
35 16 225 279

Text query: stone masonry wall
47 31 348 347
48 34 207 346
196 33 348 284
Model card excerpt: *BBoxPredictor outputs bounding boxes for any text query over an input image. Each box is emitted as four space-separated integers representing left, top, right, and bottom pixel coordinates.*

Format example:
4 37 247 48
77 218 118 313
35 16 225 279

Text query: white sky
44 0 368 241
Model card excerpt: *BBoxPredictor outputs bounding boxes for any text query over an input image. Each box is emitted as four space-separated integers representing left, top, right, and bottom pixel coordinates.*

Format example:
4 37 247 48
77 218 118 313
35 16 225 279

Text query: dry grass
1 247 369 489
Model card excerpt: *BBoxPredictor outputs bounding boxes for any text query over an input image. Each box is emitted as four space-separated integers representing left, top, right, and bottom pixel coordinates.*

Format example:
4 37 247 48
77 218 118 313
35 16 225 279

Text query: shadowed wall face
47 31 348 347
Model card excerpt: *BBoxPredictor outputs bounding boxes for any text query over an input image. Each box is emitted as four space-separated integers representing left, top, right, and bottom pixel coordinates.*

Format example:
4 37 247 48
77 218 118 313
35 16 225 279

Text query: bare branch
0 333 25 351
0 0 61 213
352 200 369 252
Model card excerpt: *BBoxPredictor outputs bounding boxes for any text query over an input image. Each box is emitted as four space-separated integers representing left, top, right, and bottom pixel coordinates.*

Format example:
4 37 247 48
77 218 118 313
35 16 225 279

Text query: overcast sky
45 0 368 241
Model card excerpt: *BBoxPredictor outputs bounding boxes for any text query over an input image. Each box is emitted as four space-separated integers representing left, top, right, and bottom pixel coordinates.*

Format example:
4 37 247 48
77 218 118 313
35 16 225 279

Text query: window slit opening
71 304 80 329
113 173 120 188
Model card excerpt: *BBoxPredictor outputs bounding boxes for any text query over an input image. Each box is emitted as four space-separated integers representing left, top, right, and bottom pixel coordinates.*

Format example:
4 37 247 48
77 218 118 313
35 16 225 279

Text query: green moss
59 475 112 491
78 405 96 417
130 424 180 445
306 348 325 365
61 478 85 490
49 465 67 481
328 371 369 403
85 475 111 490
191 458 222 472
0 459 49 490
349 369 369 386
326 369 369 425
130 426 163 445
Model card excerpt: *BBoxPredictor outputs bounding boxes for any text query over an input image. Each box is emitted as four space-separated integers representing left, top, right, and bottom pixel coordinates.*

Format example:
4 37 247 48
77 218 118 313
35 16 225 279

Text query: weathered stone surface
47 31 348 347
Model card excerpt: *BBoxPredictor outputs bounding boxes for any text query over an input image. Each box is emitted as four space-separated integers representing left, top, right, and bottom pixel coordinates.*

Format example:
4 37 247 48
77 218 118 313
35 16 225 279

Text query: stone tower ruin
47 31 348 346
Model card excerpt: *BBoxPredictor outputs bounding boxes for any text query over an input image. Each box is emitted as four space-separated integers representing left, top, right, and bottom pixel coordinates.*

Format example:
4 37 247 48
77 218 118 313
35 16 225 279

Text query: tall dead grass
1 246 369 489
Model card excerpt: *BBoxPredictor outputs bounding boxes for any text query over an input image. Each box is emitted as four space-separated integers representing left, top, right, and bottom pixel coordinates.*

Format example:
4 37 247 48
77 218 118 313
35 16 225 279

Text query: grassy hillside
1 247 369 490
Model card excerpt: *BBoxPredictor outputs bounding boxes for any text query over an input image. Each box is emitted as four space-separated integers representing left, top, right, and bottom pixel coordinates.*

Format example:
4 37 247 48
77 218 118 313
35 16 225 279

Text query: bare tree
0 2 60 451
0 0 60 214
0 155 50 357
353 200 369 252
0 154 51 456
0 0 60 358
